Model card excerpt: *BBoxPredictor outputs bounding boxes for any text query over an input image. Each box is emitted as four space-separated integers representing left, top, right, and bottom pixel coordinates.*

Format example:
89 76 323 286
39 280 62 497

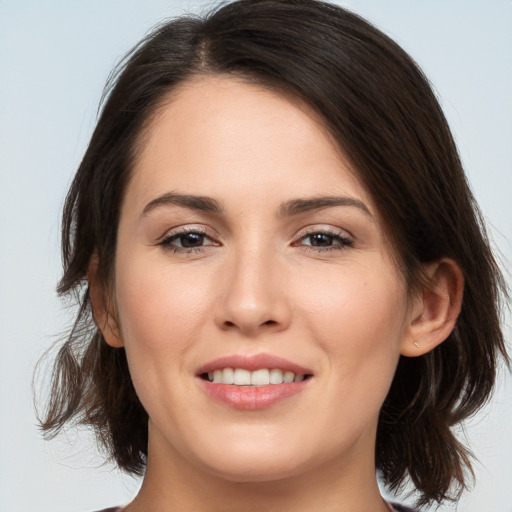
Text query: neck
125 424 389 512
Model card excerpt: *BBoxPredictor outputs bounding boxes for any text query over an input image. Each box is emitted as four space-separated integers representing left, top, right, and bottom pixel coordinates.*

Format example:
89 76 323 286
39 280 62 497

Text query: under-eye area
200 368 314 386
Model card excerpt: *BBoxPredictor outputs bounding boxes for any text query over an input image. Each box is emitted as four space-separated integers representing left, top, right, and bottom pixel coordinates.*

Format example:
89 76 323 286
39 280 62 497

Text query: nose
214 247 292 337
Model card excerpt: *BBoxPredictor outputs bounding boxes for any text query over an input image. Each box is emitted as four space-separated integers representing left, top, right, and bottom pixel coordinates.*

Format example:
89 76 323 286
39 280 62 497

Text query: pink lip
196 353 313 410
200 380 310 410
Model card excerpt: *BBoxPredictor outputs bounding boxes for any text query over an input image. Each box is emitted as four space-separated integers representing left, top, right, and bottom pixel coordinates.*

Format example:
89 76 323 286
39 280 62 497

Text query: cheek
113 254 214 364
111 257 217 425
302 263 407 341
300 263 407 396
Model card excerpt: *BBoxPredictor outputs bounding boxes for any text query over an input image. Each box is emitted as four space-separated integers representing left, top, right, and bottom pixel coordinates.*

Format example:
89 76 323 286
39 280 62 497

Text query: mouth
200 368 313 386
196 354 314 409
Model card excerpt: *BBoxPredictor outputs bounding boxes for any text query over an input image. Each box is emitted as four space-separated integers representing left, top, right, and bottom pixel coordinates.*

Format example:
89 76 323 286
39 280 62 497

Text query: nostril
218 314 286 334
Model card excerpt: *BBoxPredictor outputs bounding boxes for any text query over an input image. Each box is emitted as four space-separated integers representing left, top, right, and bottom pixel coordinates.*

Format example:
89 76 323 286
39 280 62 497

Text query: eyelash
157 228 354 254
293 229 354 252
158 228 217 254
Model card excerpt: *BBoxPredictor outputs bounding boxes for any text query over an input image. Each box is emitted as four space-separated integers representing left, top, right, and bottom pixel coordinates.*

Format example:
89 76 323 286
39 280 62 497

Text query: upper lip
196 353 313 376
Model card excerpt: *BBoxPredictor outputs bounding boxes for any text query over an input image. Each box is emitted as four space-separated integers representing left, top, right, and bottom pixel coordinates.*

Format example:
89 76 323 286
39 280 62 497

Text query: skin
90 76 463 512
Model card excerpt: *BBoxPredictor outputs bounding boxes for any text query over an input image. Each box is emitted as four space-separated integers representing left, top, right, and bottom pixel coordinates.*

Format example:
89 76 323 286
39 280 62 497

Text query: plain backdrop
0 1 510 511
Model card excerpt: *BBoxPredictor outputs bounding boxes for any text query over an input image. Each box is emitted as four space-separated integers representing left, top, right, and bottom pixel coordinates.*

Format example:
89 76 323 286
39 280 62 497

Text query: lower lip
199 379 310 410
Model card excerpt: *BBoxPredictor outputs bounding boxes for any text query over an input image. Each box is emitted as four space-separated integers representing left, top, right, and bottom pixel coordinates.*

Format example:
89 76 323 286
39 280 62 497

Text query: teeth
269 368 284 384
234 368 251 385
251 369 270 386
207 368 306 386
283 371 294 383
222 367 234 384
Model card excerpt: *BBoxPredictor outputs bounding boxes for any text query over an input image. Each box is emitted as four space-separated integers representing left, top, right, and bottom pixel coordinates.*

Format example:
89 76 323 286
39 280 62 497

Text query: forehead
127 75 373 215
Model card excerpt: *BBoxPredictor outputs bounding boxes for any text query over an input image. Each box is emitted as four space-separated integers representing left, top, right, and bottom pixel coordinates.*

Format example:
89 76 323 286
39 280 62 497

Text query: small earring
413 340 420 348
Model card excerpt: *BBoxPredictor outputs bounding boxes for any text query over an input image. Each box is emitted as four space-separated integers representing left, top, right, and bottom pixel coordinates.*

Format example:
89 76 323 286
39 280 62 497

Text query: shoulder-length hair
38 0 509 507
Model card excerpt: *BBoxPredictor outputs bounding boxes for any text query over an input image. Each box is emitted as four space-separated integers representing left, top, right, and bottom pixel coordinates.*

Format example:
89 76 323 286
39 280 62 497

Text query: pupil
181 233 204 247
311 233 333 246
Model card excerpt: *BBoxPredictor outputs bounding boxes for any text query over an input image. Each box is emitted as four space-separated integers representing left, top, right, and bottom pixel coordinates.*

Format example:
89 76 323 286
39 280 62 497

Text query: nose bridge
216 239 290 335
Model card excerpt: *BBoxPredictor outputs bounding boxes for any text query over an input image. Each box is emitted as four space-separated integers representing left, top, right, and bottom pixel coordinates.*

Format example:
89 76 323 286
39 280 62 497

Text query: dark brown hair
37 0 509 507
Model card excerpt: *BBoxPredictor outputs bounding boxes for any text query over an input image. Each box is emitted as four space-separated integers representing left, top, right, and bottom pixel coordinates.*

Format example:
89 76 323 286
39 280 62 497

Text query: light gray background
0 1 510 511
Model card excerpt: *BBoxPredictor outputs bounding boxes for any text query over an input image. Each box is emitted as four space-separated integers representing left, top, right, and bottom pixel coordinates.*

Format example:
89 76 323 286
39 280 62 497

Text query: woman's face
110 76 416 482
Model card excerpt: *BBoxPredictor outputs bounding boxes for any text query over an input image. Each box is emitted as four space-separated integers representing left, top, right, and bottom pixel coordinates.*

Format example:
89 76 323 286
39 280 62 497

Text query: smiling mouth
200 368 312 386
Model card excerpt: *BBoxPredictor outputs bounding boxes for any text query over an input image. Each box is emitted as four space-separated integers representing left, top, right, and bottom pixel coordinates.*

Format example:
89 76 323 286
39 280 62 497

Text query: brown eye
177 233 205 248
307 233 334 247
296 230 353 252
159 229 218 252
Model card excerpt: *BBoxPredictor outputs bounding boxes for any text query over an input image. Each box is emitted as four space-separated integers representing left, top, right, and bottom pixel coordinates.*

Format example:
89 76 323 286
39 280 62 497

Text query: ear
87 253 124 348
401 258 464 357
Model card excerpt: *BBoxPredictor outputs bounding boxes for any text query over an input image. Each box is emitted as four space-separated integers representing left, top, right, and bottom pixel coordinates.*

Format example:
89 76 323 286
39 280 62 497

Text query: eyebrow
278 196 372 217
141 192 372 219
142 192 224 217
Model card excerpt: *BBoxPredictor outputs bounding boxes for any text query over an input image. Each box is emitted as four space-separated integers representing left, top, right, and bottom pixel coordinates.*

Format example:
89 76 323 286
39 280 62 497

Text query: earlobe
401 258 464 357
87 254 124 348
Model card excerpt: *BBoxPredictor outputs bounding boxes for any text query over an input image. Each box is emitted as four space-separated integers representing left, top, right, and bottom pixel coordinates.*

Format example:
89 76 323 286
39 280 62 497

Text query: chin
203 458 308 484
190 436 320 483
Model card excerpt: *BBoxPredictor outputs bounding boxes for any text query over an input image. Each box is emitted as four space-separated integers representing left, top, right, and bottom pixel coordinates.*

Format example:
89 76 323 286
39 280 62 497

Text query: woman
39 0 509 510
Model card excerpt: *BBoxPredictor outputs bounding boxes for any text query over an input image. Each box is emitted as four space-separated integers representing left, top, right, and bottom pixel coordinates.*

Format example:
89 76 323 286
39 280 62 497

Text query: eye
295 229 353 252
158 228 218 253
304 233 337 247
171 232 207 248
